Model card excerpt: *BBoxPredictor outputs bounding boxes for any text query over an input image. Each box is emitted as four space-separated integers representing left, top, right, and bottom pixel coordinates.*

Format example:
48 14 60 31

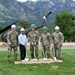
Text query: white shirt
18 34 28 45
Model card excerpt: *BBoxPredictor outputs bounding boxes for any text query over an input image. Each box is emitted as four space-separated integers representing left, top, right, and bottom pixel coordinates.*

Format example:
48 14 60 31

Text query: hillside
0 0 75 25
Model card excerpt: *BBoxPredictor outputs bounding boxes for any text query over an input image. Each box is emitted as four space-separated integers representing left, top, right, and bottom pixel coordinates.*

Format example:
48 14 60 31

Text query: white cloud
17 0 38 2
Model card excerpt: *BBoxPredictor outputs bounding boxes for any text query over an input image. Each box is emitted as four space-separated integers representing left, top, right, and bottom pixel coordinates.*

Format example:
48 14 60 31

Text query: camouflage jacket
7 31 18 46
28 30 39 44
40 32 52 46
52 32 64 45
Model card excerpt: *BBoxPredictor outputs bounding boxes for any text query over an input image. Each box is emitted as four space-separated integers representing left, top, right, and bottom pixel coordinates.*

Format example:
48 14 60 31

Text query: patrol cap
55 26 60 30
20 28 25 31
11 24 16 28
43 26 48 30
31 24 36 28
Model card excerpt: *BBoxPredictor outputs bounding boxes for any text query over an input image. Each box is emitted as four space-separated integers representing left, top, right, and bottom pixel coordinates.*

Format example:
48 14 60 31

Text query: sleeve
35 31 39 43
16 32 19 44
28 33 31 42
7 32 11 44
18 35 24 45
47 33 52 45
51 33 55 44
60 33 64 45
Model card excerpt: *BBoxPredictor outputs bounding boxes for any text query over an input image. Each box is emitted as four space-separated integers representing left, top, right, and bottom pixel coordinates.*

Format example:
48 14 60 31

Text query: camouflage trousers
53 44 62 59
7 46 17 61
30 44 38 59
42 45 50 58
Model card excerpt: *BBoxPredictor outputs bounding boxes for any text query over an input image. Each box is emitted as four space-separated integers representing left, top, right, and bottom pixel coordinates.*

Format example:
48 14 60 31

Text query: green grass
0 49 75 75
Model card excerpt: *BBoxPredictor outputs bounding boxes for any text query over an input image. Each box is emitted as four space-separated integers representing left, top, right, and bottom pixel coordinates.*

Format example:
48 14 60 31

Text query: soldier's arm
16 32 19 45
28 33 31 42
7 32 11 44
60 33 64 45
51 33 55 44
40 35 43 45
48 33 52 45
36 31 39 43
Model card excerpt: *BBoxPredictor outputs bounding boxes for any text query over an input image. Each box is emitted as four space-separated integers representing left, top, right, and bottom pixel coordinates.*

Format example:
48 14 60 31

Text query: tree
54 11 75 42
0 26 2 30
18 20 31 29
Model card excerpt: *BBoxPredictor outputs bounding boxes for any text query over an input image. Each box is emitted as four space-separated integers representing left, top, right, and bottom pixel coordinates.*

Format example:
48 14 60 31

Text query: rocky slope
0 0 75 25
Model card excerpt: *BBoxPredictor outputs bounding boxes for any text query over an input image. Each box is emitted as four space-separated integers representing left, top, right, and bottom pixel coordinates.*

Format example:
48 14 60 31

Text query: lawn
0 49 75 75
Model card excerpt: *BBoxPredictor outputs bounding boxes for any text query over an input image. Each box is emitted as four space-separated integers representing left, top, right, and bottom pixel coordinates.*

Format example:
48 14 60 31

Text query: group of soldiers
7 24 64 63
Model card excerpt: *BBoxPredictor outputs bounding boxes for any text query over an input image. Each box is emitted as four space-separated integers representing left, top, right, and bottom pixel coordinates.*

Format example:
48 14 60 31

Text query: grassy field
0 49 75 75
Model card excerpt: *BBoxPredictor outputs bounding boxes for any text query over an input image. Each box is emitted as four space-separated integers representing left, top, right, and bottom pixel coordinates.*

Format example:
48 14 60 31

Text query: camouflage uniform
28 31 39 59
40 32 52 58
7 31 18 61
52 32 64 59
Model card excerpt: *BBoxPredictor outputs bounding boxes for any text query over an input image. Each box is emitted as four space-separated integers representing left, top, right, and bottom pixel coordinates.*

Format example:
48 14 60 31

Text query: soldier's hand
51 44 54 47
8 42 11 45
32 42 34 45
33 43 36 45
59 43 62 46
32 42 36 45
41 43 43 46
48 44 50 48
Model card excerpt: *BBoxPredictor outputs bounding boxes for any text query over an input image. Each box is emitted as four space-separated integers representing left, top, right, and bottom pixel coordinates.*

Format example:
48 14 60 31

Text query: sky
17 0 38 2
17 0 75 2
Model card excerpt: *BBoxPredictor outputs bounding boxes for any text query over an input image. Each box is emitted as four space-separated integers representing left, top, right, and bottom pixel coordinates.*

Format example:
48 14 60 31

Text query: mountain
0 0 75 26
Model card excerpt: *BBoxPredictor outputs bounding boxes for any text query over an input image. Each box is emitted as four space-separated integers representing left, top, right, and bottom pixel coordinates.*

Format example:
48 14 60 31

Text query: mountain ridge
0 0 75 26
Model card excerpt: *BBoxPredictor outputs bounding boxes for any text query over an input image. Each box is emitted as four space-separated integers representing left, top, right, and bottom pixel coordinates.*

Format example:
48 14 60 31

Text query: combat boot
7 59 11 63
31 54 34 59
36 54 39 59
47 53 50 58
7 55 11 63
42 52 44 58
14 54 17 61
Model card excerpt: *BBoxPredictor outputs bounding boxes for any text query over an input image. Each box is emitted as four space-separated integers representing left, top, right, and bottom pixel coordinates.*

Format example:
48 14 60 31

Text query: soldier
7 24 18 63
52 26 64 60
40 26 52 59
28 24 39 60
